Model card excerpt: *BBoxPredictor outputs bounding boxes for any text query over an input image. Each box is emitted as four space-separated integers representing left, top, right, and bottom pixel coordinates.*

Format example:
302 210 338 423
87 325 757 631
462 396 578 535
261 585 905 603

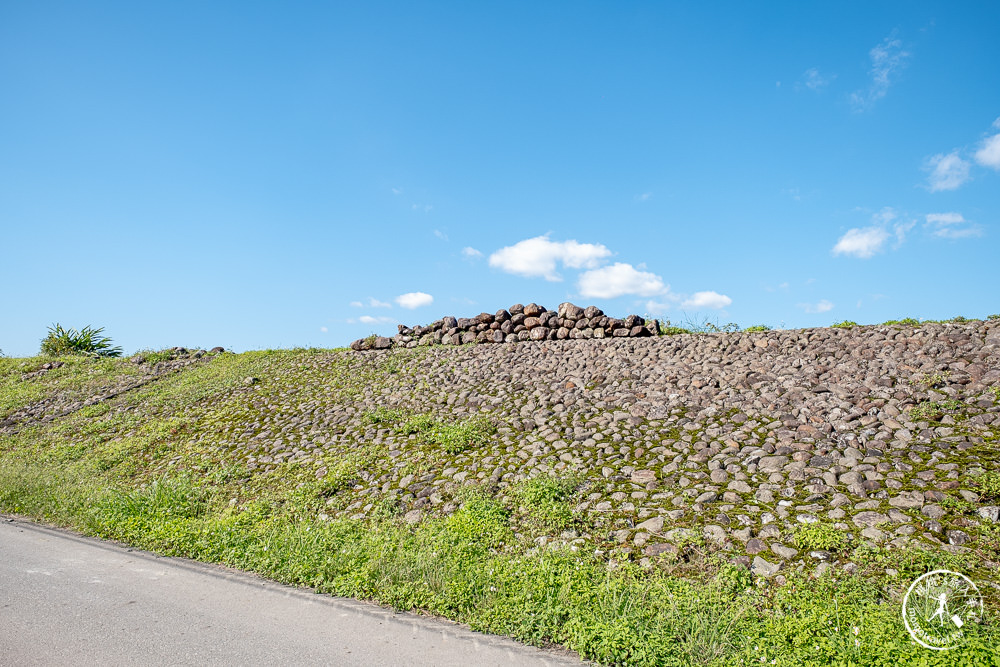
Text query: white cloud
893 219 915 247
850 35 909 111
461 246 483 259
680 291 732 310
832 226 890 258
489 235 612 281
358 315 395 325
926 212 983 239
349 297 391 308
974 129 1000 169
395 292 434 309
391 188 402 195
934 226 982 239
926 212 965 226
577 263 667 299
872 206 897 224
635 192 652 202
644 299 673 315
925 151 971 191
802 68 834 91
433 229 448 241
799 299 834 314
320 326 328 333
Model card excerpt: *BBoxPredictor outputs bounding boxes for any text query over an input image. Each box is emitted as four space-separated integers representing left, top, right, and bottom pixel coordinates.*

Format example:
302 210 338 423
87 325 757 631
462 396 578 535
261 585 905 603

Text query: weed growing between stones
794 522 849 552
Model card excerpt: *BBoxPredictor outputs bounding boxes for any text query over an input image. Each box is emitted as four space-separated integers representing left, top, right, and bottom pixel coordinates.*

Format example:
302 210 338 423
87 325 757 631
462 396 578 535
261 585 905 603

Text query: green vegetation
908 399 964 422
794 522 849 552
512 476 579 532
400 413 437 434
658 318 743 335
132 349 176 364
882 318 921 327
384 412 497 454
831 320 858 329
429 415 497 454
363 406 405 425
910 371 951 390
40 323 123 358
977 472 1000 501
659 321 693 336
743 325 771 333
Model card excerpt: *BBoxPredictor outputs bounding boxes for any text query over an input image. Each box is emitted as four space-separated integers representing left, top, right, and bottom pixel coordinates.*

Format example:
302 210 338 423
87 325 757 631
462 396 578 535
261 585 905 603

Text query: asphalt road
0 517 585 666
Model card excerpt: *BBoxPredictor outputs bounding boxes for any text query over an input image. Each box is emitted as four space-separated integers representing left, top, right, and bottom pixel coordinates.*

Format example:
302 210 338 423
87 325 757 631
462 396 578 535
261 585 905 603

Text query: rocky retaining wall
350 302 658 351
250 319 1000 575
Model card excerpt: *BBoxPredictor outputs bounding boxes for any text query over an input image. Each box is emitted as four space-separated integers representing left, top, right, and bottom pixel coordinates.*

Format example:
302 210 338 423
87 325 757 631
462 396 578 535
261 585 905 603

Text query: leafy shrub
430 415 496 454
444 489 511 549
399 413 437 435
794 522 848 552
976 472 1000 501
659 320 692 335
744 325 771 332
882 317 920 326
363 407 404 425
908 399 963 422
396 413 495 453
41 323 122 358
514 476 579 532
831 320 858 328
909 371 950 390
714 562 754 596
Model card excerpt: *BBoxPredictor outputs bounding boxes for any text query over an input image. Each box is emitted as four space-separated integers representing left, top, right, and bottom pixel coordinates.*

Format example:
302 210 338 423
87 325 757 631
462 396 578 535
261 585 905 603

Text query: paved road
0 517 585 666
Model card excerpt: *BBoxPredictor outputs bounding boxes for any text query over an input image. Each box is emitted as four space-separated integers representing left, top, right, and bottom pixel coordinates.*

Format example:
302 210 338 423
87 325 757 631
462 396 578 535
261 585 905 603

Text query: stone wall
350 302 659 351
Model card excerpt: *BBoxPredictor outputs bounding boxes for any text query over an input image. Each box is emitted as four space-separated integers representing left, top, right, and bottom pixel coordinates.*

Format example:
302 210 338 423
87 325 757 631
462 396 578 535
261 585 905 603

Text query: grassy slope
1 347 999 666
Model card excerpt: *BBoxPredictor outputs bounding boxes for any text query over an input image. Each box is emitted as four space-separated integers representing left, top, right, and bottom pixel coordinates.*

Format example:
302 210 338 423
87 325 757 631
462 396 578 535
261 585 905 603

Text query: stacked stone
350 302 660 351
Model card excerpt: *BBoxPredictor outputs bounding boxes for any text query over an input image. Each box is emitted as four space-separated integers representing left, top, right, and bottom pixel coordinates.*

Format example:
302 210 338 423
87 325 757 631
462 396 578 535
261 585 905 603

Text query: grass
1 335 999 666
1 459 997 666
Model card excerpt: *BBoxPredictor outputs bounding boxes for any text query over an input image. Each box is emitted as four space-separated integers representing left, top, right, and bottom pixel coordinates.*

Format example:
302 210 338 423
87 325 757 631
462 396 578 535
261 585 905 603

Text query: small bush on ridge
41 323 123 358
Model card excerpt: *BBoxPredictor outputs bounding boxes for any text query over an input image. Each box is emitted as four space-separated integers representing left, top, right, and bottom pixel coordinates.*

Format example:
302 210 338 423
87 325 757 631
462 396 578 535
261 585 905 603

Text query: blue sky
2 2 998 356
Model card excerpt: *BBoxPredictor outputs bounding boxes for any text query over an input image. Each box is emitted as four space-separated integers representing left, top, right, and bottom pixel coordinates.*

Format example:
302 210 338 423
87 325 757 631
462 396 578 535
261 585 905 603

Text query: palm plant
40 324 123 358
